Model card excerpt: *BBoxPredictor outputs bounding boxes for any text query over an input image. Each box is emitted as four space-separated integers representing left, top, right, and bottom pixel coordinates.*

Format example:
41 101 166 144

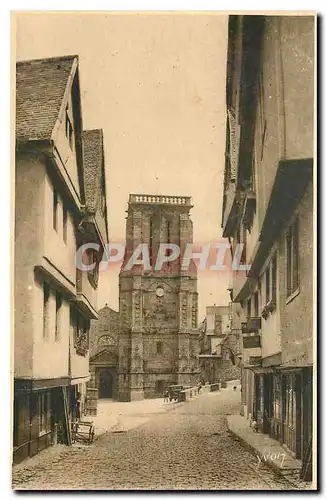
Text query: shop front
252 365 312 474
13 379 71 465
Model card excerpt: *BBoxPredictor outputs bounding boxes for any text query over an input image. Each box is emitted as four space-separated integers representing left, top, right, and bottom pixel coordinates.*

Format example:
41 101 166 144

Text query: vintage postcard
12 11 316 491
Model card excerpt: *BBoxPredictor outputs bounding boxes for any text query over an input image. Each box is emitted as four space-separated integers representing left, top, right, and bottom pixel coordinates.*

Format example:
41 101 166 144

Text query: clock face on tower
156 286 164 297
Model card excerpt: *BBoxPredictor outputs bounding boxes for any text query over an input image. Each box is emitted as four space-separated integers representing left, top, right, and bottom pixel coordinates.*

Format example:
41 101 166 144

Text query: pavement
92 397 182 438
226 414 310 488
12 385 314 491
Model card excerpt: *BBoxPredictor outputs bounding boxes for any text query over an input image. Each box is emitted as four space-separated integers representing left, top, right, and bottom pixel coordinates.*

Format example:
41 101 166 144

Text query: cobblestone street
13 387 298 491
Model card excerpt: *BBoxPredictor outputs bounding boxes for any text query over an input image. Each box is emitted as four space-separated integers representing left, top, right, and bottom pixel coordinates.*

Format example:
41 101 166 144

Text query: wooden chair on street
71 421 95 445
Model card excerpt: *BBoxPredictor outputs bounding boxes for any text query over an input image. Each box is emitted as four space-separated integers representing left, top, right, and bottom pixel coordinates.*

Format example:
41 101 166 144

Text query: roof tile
83 129 104 212
16 55 77 140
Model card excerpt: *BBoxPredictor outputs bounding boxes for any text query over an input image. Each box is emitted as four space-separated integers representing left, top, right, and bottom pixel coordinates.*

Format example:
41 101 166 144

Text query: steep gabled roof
16 55 77 140
82 129 104 212
82 128 109 243
83 129 103 212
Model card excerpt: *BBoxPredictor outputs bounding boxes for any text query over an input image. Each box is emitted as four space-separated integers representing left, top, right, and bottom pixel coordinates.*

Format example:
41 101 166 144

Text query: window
241 226 247 264
156 341 163 355
272 254 277 304
214 314 222 334
71 307 90 355
38 392 51 436
254 292 259 317
63 206 68 243
285 375 297 430
53 189 58 231
265 267 270 304
65 107 73 149
272 375 281 421
234 225 247 264
55 291 62 341
262 253 277 314
43 283 50 339
71 307 77 344
87 248 99 288
247 299 251 318
286 219 299 297
97 335 115 347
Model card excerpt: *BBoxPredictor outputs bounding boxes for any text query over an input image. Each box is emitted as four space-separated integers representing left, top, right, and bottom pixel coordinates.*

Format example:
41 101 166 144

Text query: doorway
155 380 165 395
282 373 302 457
98 368 113 398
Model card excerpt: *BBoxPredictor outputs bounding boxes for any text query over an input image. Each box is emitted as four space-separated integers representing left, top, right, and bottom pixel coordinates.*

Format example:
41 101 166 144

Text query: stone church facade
89 306 120 399
118 194 200 401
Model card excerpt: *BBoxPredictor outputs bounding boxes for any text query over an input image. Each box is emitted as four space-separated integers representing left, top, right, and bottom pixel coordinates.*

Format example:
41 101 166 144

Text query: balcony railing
241 317 262 349
129 194 192 206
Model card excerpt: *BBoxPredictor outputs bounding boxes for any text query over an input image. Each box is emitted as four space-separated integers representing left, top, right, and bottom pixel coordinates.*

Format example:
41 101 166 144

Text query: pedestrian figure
76 391 82 421
198 382 202 395
233 386 237 391
164 390 169 403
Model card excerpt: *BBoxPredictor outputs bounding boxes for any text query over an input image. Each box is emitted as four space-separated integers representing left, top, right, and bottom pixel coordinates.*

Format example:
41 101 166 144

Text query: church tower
118 194 200 401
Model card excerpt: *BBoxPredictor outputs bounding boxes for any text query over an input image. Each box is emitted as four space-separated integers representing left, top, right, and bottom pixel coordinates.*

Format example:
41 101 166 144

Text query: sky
15 12 231 320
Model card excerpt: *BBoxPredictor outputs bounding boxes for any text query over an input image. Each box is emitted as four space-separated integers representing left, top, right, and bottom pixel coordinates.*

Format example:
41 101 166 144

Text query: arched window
97 335 116 347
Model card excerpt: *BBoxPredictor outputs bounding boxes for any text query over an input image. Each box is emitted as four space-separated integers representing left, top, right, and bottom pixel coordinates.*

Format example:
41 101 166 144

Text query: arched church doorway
98 368 113 398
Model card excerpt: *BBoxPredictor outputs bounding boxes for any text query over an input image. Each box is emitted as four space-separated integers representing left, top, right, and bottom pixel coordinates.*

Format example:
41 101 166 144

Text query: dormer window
65 106 73 149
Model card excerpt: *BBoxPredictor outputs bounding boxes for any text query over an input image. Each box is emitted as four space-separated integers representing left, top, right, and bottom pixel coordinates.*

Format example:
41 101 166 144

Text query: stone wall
279 182 313 367
89 305 120 355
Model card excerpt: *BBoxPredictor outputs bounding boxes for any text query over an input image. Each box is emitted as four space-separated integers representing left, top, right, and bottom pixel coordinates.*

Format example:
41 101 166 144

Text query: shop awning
243 366 275 374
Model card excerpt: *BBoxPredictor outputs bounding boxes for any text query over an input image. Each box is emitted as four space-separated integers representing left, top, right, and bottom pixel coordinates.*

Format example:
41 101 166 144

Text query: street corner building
221 16 315 481
198 305 242 386
117 194 200 401
14 55 109 463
